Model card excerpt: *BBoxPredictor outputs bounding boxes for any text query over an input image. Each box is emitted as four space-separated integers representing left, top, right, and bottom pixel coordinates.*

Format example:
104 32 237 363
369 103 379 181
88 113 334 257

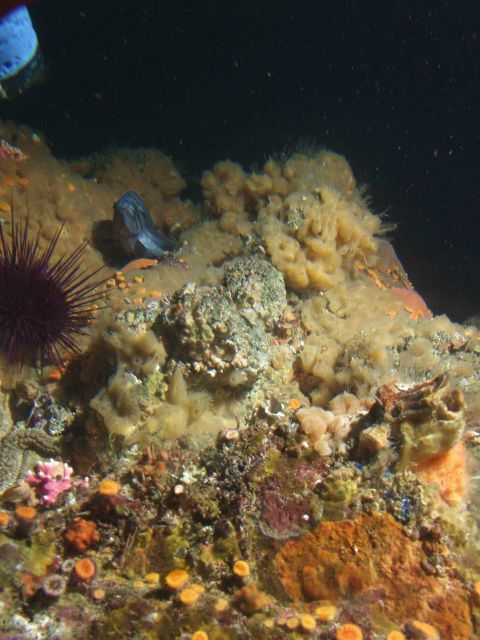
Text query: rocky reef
1 122 480 639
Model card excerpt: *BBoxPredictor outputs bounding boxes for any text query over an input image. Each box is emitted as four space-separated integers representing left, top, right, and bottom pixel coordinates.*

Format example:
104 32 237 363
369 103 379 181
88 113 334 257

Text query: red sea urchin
0 214 104 368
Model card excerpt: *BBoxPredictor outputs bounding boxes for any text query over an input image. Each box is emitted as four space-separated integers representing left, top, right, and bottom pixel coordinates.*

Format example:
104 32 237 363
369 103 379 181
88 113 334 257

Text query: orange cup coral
73 558 97 582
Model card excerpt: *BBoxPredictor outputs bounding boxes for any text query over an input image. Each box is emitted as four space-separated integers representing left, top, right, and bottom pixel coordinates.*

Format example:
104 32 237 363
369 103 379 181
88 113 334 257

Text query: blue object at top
0 5 37 80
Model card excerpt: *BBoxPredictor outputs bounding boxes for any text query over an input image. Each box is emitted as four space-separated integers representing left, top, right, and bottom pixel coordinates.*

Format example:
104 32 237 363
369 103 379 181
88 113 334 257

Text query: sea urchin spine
0 214 104 368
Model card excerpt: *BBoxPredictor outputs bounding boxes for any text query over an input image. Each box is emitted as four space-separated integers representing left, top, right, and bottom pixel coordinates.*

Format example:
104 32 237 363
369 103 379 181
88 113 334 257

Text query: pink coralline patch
262 490 311 539
258 458 328 539
26 459 89 506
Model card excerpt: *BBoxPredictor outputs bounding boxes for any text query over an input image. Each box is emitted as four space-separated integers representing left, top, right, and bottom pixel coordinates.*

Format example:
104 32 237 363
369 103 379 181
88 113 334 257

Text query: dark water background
2 0 479 321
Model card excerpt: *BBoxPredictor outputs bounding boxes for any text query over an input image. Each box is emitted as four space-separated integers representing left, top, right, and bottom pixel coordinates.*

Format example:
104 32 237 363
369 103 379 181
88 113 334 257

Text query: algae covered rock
158 282 271 388
224 255 287 329
157 256 287 389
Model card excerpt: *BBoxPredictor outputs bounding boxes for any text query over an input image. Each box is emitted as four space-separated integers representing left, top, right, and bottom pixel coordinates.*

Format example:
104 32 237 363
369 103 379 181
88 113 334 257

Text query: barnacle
372 374 465 466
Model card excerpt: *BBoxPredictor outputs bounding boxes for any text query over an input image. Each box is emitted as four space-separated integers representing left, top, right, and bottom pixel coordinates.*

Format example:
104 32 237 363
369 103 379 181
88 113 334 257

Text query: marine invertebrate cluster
297 276 479 405
1 125 480 640
201 149 358 224
296 405 351 456
258 186 381 291
297 278 415 403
